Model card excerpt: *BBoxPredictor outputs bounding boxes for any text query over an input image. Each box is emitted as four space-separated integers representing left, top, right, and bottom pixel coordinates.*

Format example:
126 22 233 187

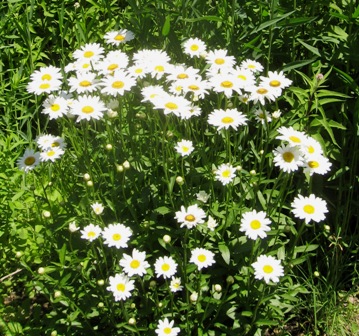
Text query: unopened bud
163 235 171 243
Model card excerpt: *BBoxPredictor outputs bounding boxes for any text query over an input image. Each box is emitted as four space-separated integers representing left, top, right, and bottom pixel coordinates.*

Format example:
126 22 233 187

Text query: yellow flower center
41 74 52 81
40 83 51 90
107 64 119 71
50 104 60 111
221 81 233 88
24 156 36 165
197 254 206 262
82 63 90 69
112 81 125 89
190 44 199 51
289 135 301 143
250 220 261 230
215 58 225 65
303 205 315 214
308 146 315 154
222 169 231 178
221 116 234 124
177 73 188 79
51 142 60 147
161 263 170 271
79 80 92 87
248 64 256 69
269 80 281 87
155 65 164 72
165 102 178 110
283 152 294 162
185 214 196 222
308 161 319 168
47 150 55 157
263 265 273 274
163 327 172 334
135 68 143 74
115 34 125 41
188 84 199 90
112 233 122 241
82 106 94 114
238 75 247 80
257 88 268 94
130 260 140 269
116 283 125 292
87 231 96 238
84 51 94 58
182 146 189 152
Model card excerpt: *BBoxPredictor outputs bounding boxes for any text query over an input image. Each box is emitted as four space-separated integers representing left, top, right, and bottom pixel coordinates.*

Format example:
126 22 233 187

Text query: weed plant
1 1 358 335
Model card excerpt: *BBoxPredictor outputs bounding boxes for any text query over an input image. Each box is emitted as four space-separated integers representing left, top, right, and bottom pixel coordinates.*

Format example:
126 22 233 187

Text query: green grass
1 0 359 335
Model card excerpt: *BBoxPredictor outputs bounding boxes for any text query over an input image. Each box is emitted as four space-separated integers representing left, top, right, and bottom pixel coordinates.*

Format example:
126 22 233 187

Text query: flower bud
116 164 124 172
97 279 105 286
15 251 22 258
43 210 51 218
86 180 93 187
123 160 130 170
190 291 198 303
176 176 184 185
105 144 113 151
98 302 104 308
226 275 234 285
83 173 91 181
38 267 45 275
163 234 171 243
214 284 222 292
54 290 62 298
128 317 136 325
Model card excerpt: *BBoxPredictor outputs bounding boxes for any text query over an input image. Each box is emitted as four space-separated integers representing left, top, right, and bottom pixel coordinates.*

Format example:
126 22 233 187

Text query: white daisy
208 108 247 131
102 223 132 248
252 255 284 283
141 85 167 103
276 126 308 146
215 163 236 185
155 317 180 336
247 84 277 104
40 147 65 162
182 37 207 57
230 66 256 89
80 223 102 242
303 155 332 176
300 136 323 158
17 149 41 172
208 73 242 98
239 210 271 240
175 204 206 229
260 70 292 94
178 105 202 120
205 49 235 72
291 194 328 224
91 202 104 215
107 273 135 301
127 63 148 79
72 43 104 62
104 29 135 45
253 108 272 124
42 95 69 119
70 95 107 122
169 277 183 292
190 248 215 270
154 256 178 279
100 71 136 96
152 94 191 117
96 50 129 75
68 72 99 94
166 64 200 82
119 248 150 277
175 139 194 156
181 77 210 99
273 144 303 173
240 59 264 73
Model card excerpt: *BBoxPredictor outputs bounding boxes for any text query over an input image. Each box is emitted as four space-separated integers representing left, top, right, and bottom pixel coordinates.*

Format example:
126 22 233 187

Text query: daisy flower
17 149 41 172
80 223 102 242
175 139 194 156
104 29 135 45
208 108 247 131
291 194 328 224
120 248 150 277
247 84 277 104
240 59 264 73
29 65 63 83
91 202 104 215
175 204 206 229
190 248 215 270
260 70 292 94
155 318 180 336
196 190 210 203
276 126 308 146
273 144 303 173
300 136 323 158
207 215 218 231
205 49 235 72
141 85 167 103
68 72 99 94
239 210 272 240
102 223 132 248
40 147 65 162
253 108 272 124
152 94 191 117
208 73 242 98
230 66 256 89
70 95 107 122
252 255 284 284
36 134 57 150
179 105 202 119
182 37 207 57
64 60 93 73
42 95 69 120
139 49 171 79
127 63 148 79
169 277 183 292
166 64 200 82
181 77 210 99
96 50 129 74
27 76 62 95
107 273 135 301
154 256 178 279
100 71 136 96
72 43 104 62
215 163 236 185
303 155 332 176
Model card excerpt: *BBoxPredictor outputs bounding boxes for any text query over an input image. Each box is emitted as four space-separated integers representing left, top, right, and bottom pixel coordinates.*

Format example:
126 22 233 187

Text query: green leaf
281 58 318 72
294 244 319 253
161 15 171 36
218 242 230 265
58 243 67 266
297 39 321 56
155 206 171 215
252 10 295 33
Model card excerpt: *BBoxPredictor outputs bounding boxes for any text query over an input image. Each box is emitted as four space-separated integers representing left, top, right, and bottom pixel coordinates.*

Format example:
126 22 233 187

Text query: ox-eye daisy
208 108 247 131
175 139 194 156
72 43 104 62
252 255 284 283
215 163 236 185
155 318 180 336
182 37 207 57
70 95 107 122
40 147 64 162
120 249 150 277
104 29 135 45
102 223 132 248
276 126 308 146
42 95 69 120
107 273 135 301
175 204 206 229
154 256 177 279
206 49 235 72
240 210 271 240
80 224 102 242
190 248 215 270
100 71 136 96
273 144 303 173
169 277 183 292
17 149 41 172
303 155 332 176
91 202 104 215
291 194 328 224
